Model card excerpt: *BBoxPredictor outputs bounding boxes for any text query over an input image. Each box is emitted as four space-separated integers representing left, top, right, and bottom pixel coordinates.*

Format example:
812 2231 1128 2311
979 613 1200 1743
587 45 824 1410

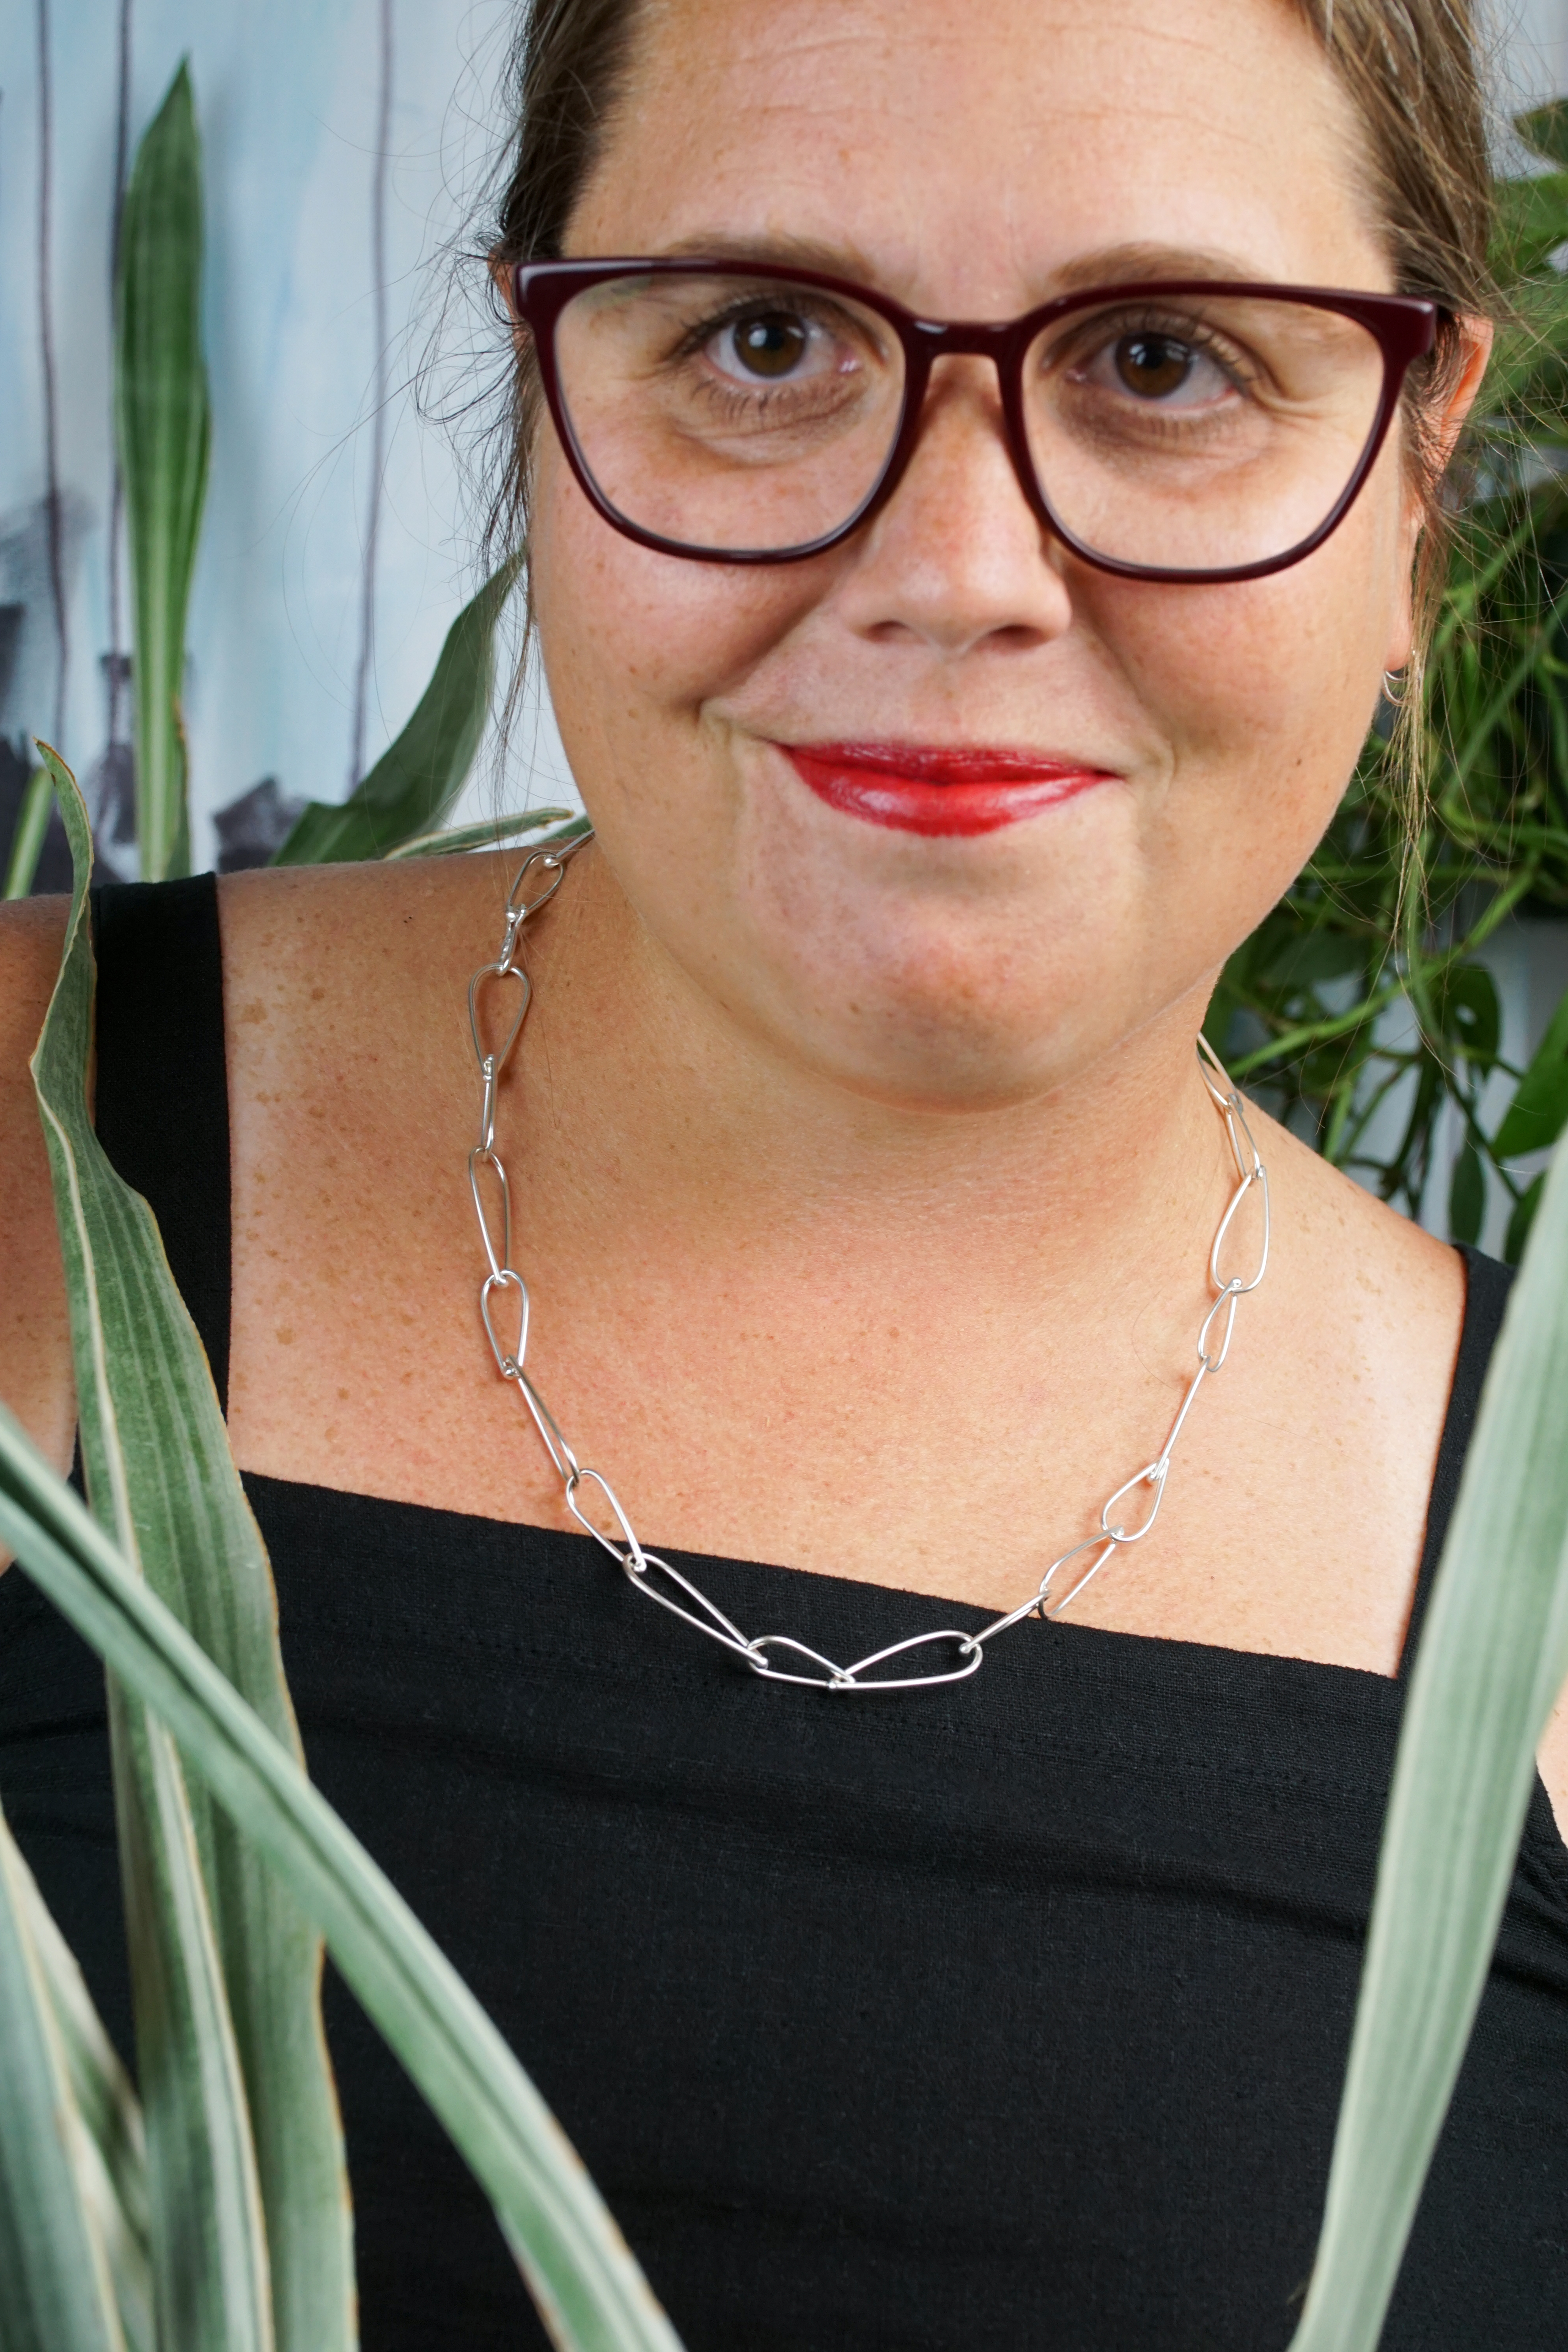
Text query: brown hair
484 0 1498 782
1293 1 1498 818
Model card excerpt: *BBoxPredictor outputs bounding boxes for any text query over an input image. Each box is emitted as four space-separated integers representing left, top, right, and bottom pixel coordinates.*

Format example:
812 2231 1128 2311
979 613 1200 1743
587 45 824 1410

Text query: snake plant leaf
0 1795 130 2352
384 806 584 860
0 1415 688 2352
1493 982 1568 1160
273 557 523 864
117 61 211 884
108 1696 275 2352
3 761 52 899
1288 1147 1568 2348
30 747 353 2352
7 1822 154 2352
31 750 273 2352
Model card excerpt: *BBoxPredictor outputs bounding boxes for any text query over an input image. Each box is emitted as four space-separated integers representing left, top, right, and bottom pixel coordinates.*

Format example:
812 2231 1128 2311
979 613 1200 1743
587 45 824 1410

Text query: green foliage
2 1807 153 2351
0 1404 687 2352
1288 1125 1568 2346
117 62 211 885
108 62 526 883
3 763 53 900
383 807 586 860
273 558 524 864
1207 112 1568 1259
30 749 350 2352
0 1797 139 2352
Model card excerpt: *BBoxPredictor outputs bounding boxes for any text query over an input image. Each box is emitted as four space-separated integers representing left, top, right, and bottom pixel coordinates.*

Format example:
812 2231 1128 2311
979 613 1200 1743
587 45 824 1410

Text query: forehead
572 0 1386 304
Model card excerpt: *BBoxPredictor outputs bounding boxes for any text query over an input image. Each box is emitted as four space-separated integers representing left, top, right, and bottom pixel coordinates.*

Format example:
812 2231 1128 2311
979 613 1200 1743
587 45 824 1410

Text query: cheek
1108 478 1402 887
530 438 822 745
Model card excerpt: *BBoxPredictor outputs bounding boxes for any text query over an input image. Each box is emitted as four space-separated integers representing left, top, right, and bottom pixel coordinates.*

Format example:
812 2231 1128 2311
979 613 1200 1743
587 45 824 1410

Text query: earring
1382 667 1410 707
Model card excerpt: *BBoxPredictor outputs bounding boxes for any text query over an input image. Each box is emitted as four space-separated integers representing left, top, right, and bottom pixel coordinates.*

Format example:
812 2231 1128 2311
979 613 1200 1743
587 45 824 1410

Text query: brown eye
1114 332 1195 399
731 312 810 377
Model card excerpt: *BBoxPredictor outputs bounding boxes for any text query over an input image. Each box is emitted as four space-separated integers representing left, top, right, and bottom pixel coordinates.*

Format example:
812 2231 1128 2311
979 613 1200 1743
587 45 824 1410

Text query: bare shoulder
217 851 514 995
0 897 75 1530
1257 1099 1466 1388
1255 1106 1568 1827
1251 1104 1466 1639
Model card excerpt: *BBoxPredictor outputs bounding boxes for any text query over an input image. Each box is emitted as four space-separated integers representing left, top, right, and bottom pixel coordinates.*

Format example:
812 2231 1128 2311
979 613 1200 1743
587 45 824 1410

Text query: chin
753 931 1130 1115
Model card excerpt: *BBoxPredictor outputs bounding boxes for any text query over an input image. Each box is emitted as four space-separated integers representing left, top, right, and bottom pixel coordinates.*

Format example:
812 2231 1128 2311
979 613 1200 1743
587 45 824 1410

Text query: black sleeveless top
4 876 1568 2349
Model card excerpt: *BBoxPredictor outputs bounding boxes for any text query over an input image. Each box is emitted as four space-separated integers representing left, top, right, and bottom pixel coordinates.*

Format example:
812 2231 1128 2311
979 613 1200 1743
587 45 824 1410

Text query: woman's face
529 0 1467 1112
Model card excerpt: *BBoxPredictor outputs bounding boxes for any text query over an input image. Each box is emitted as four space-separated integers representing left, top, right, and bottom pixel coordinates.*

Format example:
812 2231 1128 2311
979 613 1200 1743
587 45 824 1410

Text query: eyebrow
642 231 1271 306
653 230 888 281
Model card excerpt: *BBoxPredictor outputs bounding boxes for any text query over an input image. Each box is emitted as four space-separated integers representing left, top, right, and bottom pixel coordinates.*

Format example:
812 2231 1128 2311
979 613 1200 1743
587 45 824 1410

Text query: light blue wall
0 0 574 873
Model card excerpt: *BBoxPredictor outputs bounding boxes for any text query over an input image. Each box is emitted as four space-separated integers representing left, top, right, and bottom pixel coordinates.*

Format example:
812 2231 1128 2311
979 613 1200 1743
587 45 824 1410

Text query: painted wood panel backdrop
0 0 575 881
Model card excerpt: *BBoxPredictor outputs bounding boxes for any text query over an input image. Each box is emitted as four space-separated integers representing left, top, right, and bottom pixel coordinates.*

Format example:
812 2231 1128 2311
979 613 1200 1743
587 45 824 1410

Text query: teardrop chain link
467 833 1270 1694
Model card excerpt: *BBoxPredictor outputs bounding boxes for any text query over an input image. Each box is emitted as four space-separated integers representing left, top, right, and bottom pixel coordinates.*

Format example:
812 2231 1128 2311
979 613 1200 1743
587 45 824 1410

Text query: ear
1384 313 1494 671
1429 313 1494 470
490 249 533 354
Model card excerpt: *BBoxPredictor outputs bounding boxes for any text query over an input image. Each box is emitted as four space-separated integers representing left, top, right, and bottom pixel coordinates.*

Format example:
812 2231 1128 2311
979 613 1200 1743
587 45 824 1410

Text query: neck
511 844 1233 1318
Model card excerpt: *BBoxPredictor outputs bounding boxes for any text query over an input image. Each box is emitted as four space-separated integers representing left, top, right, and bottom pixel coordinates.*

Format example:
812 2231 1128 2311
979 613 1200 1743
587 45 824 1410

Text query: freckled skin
4 0 1565 1812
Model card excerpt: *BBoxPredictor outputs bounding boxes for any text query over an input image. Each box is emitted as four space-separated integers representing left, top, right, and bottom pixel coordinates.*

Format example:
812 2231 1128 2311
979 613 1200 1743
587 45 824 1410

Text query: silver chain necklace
466 836 1271 1693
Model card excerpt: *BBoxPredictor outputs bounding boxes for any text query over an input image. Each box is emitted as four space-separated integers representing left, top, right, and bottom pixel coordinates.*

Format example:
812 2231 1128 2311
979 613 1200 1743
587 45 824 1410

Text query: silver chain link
467 834 1270 1693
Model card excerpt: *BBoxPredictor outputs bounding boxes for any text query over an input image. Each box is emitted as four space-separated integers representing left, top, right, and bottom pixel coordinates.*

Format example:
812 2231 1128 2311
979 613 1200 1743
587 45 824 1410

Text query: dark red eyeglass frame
513 258 1441 584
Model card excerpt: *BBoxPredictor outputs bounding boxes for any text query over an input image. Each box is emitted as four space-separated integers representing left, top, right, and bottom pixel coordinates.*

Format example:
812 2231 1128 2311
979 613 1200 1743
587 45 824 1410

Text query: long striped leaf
0 1796 129 2352
107 1696 273 2352
273 557 521 864
384 807 583 860
31 747 352 2352
7 1825 153 2352
3 764 52 900
29 749 273 2352
117 61 211 883
1289 1153 1568 2345
0 1414 686 2352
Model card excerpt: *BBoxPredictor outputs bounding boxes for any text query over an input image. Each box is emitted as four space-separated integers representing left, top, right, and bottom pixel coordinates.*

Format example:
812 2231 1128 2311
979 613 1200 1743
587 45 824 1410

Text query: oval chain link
467 836 1269 1693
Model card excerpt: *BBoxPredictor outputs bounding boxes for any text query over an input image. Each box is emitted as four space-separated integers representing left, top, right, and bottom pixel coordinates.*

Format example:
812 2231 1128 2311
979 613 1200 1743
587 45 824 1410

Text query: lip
781 741 1116 836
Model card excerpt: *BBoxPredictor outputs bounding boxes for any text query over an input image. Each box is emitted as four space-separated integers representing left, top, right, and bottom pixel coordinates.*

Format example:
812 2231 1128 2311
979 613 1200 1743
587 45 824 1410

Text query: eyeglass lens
550 273 1389 571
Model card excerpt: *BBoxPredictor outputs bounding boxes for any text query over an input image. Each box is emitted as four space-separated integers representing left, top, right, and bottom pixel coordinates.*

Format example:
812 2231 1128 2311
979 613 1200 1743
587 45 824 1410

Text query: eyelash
668 299 831 367
1067 310 1259 396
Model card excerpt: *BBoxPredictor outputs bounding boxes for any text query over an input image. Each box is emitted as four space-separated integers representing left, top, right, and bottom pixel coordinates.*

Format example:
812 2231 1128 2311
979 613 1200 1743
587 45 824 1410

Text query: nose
831 354 1076 659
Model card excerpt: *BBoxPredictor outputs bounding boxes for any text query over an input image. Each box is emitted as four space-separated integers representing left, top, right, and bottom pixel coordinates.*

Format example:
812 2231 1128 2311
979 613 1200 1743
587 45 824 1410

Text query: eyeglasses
514 259 1440 583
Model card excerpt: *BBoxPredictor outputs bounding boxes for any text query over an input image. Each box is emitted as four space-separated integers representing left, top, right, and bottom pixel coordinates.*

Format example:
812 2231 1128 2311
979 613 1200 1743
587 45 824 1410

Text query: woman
3 0 1566 2341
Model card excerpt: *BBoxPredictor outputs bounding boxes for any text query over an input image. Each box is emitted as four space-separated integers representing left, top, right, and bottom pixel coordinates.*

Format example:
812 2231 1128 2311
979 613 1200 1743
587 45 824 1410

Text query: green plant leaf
117 60 211 884
1432 963 1500 1069
30 747 352 2352
384 806 584 860
1448 1137 1485 1244
273 557 522 864
1492 170 1568 283
0 1414 687 2352
0 1795 132 2352
1506 1172 1545 1265
1288 1147 1568 2350
3 759 52 899
1515 101 1568 170
1258 929 1366 991
1494 982 1568 1158
25 756 273 2346
3 1809 154 2352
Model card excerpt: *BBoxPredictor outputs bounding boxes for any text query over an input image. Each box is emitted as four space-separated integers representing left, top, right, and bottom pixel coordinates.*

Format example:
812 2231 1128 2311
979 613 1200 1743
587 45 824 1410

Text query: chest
221 963 1439 1682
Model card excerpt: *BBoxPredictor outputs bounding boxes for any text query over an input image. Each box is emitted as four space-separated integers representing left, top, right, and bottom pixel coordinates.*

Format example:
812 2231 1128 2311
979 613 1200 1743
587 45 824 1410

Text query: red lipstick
782 741 1114 836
